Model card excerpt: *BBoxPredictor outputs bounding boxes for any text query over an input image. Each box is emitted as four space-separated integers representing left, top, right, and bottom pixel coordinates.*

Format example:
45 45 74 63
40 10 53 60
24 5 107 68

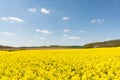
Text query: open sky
0 0 120 47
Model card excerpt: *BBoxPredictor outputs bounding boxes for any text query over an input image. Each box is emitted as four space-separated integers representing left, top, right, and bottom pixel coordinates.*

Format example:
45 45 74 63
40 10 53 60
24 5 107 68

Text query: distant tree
84 39 120 48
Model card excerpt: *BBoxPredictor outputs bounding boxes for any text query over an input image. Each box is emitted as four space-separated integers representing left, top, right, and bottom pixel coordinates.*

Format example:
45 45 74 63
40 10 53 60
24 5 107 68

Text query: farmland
0 48 120 80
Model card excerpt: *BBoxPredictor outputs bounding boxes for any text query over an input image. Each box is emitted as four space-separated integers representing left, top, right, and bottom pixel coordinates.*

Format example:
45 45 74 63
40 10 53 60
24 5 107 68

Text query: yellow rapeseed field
0 47 120 80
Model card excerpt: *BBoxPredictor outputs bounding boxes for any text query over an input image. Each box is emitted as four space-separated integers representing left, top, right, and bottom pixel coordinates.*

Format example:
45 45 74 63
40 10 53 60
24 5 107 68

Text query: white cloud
33 35 46 41
67 36 80 40
62 34 69 37
90 19 96 24
90 19 104 24
62 17 70 21
62 35 80 40
41 8 50 14
97 19 105 23
80 30 86 33
28 8 36 13
36 29 52 34
1 32 15 36
1 17 23 23
64 29 70 32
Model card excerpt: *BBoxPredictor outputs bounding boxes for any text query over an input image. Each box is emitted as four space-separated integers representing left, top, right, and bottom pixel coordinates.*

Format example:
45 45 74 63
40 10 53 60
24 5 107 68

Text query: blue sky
0 0 120 47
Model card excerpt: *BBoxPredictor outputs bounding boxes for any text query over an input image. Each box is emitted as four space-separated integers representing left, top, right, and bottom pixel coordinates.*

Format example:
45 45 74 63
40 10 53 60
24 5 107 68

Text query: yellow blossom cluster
0 47 120 80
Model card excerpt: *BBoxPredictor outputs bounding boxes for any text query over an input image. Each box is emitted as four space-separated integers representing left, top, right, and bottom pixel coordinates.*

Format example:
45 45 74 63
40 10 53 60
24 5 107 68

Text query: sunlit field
0 48 120 80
